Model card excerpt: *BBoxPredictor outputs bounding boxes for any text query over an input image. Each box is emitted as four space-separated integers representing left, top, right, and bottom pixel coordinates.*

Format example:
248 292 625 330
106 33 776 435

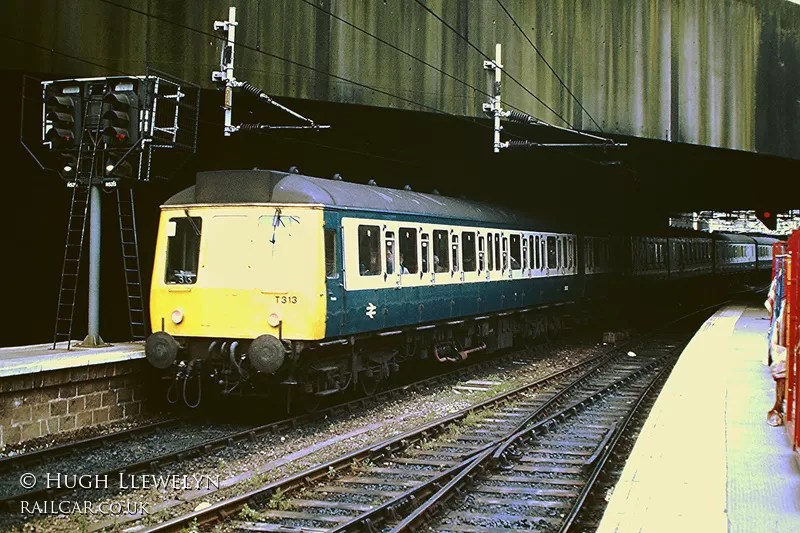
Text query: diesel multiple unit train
145 169 775 405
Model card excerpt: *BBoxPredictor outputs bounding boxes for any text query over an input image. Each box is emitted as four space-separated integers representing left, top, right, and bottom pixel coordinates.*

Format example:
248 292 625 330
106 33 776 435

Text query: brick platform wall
0 359 151 448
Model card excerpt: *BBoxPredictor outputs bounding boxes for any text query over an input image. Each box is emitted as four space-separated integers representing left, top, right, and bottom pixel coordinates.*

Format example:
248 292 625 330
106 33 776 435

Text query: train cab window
451 234 460 272
535 236 541 269
433 229 449 272
547 236 557 269
421 233 430 273
522 236 528 270
358 225 381 276
385 231 396 275
486 232 494 270
510 234 521 270
502 236 509 270
399 227 418 274
324 229 338 278
478 235 486 271
494 234 501 271
462 231 476 272
165 216 202 284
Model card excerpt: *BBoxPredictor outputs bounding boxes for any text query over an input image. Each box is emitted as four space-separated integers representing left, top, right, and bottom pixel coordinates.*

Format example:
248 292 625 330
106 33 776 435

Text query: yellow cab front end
145 202 327 388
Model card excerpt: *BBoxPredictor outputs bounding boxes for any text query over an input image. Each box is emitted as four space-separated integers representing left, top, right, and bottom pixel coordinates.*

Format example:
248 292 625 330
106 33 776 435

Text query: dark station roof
164 169 548 228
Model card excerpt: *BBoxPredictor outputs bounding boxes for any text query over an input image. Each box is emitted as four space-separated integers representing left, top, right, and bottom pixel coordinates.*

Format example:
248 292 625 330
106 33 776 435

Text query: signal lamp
171 309 184 324
101 86 136 148
44 94 78 150
105 158 133 179
268 313 281 327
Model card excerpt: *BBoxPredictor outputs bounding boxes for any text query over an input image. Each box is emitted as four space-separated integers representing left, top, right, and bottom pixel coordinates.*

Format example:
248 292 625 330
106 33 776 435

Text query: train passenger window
324 229 338 278
510 234 521 270
494 234 501 271
165 216 202 284
486 232 494 271
502 236 509 270
358 225 381 276
522 236 528 270
478 235 486 271
399 228 418 274
421 233 430 273
547 236 557 269
462 232 476 272
433 230 449 272
385 231 396 275
535 236 541 269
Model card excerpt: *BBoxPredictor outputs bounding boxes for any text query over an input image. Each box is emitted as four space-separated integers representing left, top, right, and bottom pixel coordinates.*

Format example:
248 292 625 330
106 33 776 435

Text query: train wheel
303 394 321 413
360 374 380 396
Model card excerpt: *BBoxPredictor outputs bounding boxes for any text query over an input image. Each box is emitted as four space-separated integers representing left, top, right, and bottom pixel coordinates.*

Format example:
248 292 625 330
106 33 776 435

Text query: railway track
134 325 689 533
0 339 561 509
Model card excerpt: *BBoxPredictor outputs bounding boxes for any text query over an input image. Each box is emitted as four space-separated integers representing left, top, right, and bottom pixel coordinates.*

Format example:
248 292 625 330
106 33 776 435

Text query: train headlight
268 313 281 327
171 309 184 324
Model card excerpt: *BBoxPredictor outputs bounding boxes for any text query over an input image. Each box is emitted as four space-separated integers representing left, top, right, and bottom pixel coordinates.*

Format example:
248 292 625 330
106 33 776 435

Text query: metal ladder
52 95 103 350
116 187 148 341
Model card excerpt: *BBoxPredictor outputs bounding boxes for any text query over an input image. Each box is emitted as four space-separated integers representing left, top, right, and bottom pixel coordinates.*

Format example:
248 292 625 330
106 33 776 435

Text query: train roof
713 233 757 243
752 236 780 245
165 169 551 228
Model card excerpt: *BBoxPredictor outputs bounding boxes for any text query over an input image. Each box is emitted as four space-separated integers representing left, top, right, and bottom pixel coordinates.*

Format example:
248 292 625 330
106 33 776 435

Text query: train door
324 213 344 336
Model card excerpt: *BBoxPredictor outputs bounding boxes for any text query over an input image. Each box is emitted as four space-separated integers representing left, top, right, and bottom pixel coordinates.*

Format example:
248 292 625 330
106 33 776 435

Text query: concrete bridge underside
5 0 800 159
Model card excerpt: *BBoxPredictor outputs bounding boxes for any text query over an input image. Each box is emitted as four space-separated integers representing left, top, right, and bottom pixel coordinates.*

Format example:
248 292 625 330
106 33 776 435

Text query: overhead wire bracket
212 6 330 136
482 43 625 152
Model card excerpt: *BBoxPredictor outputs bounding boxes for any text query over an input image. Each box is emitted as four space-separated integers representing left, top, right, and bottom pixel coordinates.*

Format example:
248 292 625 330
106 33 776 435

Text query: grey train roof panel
713 233 757 244
164 169 545 228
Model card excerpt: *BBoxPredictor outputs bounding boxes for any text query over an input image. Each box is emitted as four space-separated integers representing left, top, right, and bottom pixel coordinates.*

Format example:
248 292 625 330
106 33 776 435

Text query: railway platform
0 341 144 378
596 303 800 532
0 342 148 449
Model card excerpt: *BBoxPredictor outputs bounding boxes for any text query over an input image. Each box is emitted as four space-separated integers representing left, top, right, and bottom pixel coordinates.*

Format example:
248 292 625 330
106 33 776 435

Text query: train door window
522 236 528 270
529 236 535 270
399 227 418 274
478 235 486 271
567 237 575 270
165 216 203 284
385 231 396 275
502 235 509 270
486 232 494 270
451 234 460 272
556 238 562 270
494 233 501 271
547 236 557 269
535 236 541 269
462 231 477 272
421 233 430 273
324 229 338 278
510 234 521 270
358 225 381 276
433 229 449 272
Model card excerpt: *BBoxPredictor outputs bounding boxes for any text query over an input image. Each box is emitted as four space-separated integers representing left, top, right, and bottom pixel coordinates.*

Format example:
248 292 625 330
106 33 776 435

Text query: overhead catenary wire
410 1 567 126
409 0 617 146
92 0 584 149
494 0 605 134
6 3 627 172
295 0 604 145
